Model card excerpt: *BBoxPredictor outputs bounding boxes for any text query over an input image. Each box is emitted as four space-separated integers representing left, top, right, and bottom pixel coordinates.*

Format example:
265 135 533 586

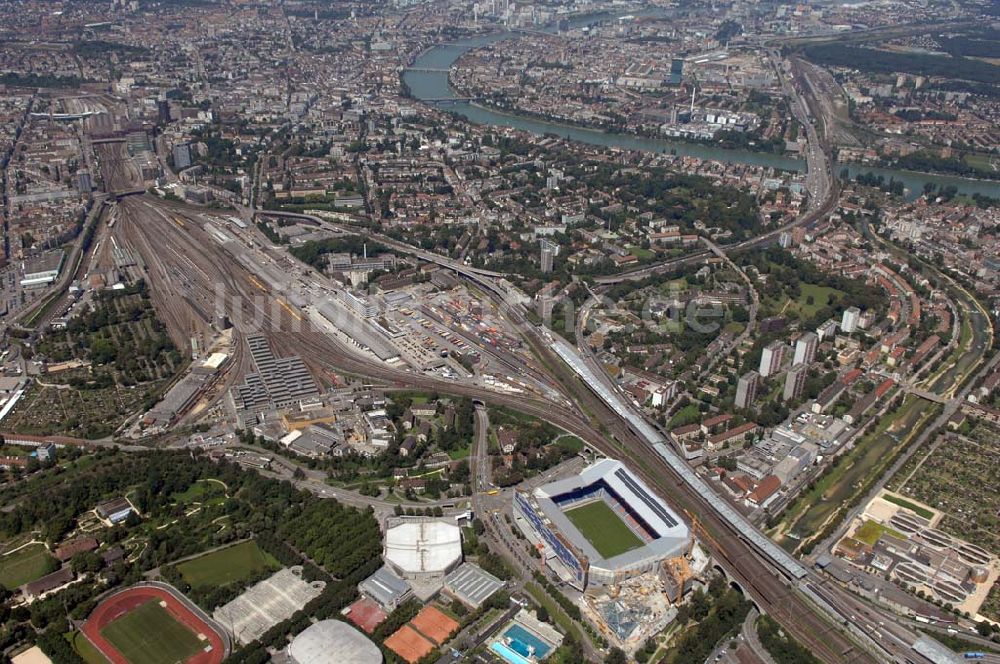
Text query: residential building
540 239 557 274
841 306 861 334
759 341 786 378
735 371 760 409
793 332 818 366
784 364 808 402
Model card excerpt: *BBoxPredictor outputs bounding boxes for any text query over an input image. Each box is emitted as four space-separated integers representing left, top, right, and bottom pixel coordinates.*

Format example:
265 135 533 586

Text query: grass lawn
668 404 701 429
554 435 584 454
0 543 56 590
790 283 844 319
963 153 997 175
448 445 472 461
564 500 643 559
854 520 905 546
67 631 110 664
657 279 690 295
101 600 203 664
626 245 655 260
525 583 582 643
172 479 227 505
882 494 934 520
176 540 278 588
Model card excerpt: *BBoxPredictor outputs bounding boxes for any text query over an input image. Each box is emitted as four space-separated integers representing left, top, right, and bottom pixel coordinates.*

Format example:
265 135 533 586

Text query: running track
81 585 225 664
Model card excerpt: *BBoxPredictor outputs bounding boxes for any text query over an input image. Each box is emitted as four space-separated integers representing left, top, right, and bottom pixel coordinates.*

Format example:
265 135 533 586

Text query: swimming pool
503 623 552 659
491 642 534 664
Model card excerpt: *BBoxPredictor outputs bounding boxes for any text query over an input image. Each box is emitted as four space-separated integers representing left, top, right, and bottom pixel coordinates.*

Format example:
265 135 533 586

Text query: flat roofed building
735 371 759 409
20 251 65 288
359 566 413 611
794 332 818 366
442 562 504 609
784 364 808 402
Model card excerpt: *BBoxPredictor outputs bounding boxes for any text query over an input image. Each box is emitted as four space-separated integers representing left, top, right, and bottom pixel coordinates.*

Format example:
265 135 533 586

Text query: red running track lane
81 586 225 664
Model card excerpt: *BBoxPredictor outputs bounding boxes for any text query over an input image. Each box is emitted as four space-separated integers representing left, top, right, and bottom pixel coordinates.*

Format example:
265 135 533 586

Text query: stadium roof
384 519 462 575
533 459 689 570
288 620 382 664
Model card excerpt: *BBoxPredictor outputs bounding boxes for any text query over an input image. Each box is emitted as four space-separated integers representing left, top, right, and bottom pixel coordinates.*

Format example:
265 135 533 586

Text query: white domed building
287 620 381 664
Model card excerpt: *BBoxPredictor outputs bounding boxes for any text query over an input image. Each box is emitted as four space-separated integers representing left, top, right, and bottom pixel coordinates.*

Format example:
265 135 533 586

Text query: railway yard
8 125 982 662
96 185 884 664
2 4 998 663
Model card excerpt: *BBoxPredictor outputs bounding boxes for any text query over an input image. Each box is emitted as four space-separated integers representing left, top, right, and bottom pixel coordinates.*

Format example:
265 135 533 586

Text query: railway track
118 194 886 663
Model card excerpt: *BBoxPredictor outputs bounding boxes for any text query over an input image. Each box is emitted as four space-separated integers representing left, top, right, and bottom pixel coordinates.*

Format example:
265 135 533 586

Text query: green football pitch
563 500 643 559
101 600 203 664
0 543 56 590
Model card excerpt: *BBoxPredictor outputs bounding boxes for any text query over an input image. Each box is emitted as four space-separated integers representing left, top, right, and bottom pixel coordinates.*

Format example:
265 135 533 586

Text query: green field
793 284 843 318
668 404 701 429
448 444 472 460
100 600 203 664
853 520 905 546
882 494 934 520
176 540 278 588
172 479 228 505
564 500 643 559
626 245 655 260
67 631 110 664
0 543 57 589
964 153 997 175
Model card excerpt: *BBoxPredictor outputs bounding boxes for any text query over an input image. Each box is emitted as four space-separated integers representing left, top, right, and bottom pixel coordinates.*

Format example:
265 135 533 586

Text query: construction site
580 538 711 652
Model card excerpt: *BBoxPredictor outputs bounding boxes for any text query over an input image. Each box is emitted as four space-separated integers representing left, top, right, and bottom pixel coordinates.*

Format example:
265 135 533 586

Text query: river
403 27 1000 201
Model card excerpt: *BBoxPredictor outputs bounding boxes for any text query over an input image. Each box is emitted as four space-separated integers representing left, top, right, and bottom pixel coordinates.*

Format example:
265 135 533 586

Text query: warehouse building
230 336 319 426
20 251 65 288
442 563 504 609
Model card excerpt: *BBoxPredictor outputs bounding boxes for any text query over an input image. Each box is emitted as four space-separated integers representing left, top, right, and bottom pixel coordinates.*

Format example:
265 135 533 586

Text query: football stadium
514 459 690 590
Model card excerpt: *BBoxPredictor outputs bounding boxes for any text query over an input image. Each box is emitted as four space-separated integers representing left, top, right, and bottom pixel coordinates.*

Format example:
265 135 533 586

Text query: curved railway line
107 192 894 664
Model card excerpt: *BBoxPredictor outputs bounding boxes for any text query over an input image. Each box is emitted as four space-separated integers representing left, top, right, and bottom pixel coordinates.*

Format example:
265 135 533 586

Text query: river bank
404 30 1000 202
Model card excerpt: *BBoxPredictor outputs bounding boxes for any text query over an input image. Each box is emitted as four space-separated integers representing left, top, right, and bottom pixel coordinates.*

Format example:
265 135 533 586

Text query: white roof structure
288 620 382 664
384 519 462 577
202 352 229 370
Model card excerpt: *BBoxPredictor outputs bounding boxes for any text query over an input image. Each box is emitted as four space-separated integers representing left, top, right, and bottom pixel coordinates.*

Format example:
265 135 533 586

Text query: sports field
100 600 203 664
0 543 56 589
564 500 643 559
177 540 277 588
